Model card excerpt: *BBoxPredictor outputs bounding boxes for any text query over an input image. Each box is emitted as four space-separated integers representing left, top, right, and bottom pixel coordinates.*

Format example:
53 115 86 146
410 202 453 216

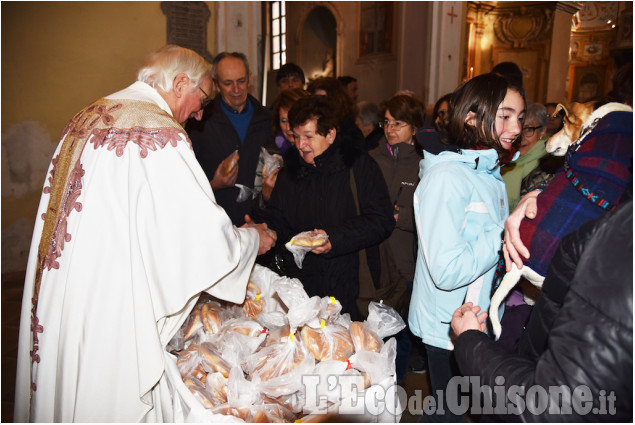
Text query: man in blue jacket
188 52 273 226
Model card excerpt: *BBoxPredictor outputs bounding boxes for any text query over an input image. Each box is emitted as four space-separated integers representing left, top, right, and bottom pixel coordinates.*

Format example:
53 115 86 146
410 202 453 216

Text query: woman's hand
451 302 488 337
503 189 540 271
261 168 280 202
310 229 332 254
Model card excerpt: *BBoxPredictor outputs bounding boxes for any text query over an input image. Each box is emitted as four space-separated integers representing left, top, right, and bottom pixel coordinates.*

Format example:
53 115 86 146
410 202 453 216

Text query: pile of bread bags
164 264 405 422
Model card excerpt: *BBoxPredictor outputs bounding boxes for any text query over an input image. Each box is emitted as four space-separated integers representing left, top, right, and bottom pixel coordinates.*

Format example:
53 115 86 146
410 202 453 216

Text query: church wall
1 2 216 275
286 2 399 106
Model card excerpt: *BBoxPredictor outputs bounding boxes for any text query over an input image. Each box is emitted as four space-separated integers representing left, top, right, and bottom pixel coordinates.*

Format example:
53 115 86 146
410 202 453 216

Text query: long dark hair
440 73 525 165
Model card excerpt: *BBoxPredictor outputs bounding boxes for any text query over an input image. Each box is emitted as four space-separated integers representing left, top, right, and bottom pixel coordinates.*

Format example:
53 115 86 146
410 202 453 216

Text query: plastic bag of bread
350 301 405 353
212 318 266 368
366 300 406 340
209 404 251 422
247 265 287 314
199 342 233 378
242 281 265 320
284 231 329 269
256 310 287 329
222 150 239 176
287 296 323 331
204 371 229 407
200 300 224 335
260 147 283 178
226 366 262 410
183 375 218 409
273 276 310 310
263 323 291 347
349 321 382 353
349 337 398 387
177 343 208 384
309 360 367 406
179 302 204 342
318 296 343 323
246 330 315 384
249 402 296 423
300 320 354 362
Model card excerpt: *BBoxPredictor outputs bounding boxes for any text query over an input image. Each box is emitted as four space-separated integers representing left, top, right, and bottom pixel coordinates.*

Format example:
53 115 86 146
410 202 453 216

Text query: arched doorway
300 6 337 83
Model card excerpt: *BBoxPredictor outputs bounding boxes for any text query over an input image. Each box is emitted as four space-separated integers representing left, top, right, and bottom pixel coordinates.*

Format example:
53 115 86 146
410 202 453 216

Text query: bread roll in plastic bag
285 231 329 269
300 321 354 362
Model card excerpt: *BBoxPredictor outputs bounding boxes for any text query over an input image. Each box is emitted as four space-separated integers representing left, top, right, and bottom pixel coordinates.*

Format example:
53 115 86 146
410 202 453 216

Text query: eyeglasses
522 125 543 137
199 87 212 108
379 120 409 130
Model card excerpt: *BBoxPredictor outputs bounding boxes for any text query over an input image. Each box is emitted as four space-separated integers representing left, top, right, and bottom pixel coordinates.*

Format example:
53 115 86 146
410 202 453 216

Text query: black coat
454 200 633 421
187 95 272 226
253 124 395 318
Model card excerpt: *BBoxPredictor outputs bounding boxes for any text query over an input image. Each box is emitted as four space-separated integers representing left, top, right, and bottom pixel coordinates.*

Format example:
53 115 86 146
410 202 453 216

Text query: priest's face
214 56 250 113
178 77 213 125
292 119 336 166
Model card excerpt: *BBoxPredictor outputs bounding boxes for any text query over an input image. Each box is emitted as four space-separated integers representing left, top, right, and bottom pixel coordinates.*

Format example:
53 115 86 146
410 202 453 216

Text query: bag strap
349 168 376 289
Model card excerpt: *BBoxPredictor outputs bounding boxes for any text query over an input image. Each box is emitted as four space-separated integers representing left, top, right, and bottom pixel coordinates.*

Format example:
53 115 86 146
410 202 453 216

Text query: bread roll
350 321 381 352
223 151 239 175
182 305 203 340
201 303 222 334
301 324 354 362
291 231 327 247
243 298 265 320
199 342 232 378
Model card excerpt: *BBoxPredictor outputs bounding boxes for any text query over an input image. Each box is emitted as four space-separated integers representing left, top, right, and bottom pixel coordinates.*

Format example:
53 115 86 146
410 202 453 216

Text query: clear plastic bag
246 331 315 384
211 318 266 369
366 301 406 339
349 301 405 354
300 321 355 362
260 147 283 178
273 275 310 309
349 337 398 387
285 231 329 269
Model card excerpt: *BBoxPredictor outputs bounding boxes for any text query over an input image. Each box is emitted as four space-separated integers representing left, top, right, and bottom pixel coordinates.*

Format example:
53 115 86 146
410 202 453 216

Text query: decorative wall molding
491 6 553 48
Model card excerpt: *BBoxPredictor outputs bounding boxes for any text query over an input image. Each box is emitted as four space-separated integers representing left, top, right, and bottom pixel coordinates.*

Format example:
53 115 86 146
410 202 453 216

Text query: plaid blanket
519 110 633 276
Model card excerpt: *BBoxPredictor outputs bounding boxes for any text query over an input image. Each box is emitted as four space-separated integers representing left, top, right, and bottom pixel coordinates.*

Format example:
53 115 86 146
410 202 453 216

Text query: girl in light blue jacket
409 73 525 421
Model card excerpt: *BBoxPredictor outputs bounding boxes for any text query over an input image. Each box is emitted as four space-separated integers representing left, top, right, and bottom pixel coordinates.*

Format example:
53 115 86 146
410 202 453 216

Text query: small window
271 1 287 70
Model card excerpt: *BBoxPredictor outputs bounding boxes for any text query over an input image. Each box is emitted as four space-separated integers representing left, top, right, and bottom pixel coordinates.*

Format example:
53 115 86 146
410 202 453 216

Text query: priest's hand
503 189 540 271
243 215 276 255
211 159 239 190
451 302 487 337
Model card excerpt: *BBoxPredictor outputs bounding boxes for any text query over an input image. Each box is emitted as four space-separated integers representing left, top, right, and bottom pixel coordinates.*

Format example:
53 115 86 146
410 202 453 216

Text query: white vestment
14 82 259 422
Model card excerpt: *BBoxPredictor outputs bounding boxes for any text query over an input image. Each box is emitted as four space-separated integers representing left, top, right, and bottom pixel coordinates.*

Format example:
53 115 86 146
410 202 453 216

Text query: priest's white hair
137 45 212 93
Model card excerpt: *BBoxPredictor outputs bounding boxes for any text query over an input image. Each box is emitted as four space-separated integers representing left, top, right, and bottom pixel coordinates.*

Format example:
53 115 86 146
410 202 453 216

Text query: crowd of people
15 45 632 422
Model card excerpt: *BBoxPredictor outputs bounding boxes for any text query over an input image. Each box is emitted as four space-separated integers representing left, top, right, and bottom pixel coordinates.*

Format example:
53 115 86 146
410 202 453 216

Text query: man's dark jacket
252 124 395 319
454 199 633 421
187 94 272 226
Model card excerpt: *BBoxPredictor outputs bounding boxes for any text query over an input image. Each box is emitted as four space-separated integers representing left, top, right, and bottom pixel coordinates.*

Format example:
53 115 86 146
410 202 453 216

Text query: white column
216 2 263 102
426 1 465 106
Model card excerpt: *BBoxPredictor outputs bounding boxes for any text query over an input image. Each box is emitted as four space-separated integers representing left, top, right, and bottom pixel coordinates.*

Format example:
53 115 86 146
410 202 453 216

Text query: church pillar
424 1 466 106
546 2 582 102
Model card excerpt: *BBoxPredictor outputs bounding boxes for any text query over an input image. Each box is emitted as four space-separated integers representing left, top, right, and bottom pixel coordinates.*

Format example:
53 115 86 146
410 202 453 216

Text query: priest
14 45 275 422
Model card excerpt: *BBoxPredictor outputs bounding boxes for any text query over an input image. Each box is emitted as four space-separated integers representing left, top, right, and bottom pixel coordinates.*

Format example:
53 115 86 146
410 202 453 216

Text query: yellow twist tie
290 332 294 342
320 319 325 329
256 294 260 301
330 296 336 304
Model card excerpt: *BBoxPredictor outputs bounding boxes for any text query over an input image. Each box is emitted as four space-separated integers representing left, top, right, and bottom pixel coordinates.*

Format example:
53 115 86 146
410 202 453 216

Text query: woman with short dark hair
253 95 395 319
